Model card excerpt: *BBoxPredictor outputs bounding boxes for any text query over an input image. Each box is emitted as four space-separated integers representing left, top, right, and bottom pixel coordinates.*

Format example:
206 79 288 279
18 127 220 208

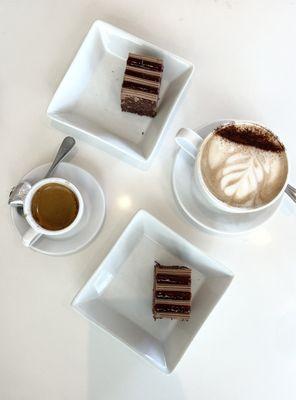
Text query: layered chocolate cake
121 53 164 117
153 262 191 320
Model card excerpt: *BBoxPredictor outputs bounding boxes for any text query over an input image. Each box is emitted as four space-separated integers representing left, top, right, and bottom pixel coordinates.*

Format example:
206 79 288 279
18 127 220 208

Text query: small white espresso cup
22 177 84 247
175 120 290 214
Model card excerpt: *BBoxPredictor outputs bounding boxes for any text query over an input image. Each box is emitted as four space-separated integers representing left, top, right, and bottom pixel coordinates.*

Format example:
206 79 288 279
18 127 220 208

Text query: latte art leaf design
204 134 287 208
219 153 266 201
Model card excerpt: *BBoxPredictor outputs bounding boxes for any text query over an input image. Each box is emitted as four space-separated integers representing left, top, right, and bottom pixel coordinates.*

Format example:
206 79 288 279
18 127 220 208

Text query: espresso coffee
31 183 79 230
200 124 288 209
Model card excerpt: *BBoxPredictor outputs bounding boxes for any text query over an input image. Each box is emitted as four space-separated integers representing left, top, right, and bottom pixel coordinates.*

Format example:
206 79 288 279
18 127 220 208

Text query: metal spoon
8 136 76 214
285 184 296 203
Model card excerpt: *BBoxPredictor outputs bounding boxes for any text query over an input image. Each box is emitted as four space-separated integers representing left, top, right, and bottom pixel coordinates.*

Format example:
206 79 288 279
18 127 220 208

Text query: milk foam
201 134 288 208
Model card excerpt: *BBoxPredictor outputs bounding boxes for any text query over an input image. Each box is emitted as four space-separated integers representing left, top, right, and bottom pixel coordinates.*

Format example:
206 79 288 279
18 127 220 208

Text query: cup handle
22 228 42 247
175 128 204 159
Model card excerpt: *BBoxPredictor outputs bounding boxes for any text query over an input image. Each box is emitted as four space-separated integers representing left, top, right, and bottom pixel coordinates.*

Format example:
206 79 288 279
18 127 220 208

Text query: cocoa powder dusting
215 124 285 153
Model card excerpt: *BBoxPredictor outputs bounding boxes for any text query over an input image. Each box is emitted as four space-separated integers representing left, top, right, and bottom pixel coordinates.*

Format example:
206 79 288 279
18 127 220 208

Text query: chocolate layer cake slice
153 262 191 320
121 53 164 117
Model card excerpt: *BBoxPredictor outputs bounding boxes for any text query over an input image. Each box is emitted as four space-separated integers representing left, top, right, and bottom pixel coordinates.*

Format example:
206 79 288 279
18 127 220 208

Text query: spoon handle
44 136 76 179
285 184 296 203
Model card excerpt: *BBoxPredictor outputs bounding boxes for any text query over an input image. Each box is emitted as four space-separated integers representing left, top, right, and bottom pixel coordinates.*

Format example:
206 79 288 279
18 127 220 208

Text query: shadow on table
87 325 186 400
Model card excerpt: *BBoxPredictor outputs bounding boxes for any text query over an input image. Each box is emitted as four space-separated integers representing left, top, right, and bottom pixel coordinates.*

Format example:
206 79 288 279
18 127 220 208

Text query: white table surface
1 1 296 399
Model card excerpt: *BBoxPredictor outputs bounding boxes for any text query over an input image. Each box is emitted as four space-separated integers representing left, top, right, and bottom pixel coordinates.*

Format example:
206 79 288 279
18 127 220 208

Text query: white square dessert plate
72 210 233 373
47 20 194 169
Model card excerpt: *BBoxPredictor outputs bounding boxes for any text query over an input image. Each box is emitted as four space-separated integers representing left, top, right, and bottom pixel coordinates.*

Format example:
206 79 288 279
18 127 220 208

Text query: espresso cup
22 177 84 247
176 120 289 214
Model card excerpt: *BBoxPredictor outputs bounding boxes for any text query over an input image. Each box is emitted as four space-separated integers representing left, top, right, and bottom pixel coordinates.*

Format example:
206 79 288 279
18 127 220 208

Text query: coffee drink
31 183 79 230
200 123 288 209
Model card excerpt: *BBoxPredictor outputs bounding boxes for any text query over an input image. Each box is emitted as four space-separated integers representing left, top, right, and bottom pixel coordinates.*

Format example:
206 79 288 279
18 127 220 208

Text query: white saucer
172 149 281 235
10 162 105 255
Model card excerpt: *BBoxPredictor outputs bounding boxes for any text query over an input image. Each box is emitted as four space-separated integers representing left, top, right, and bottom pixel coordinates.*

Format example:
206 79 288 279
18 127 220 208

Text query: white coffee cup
22 177 84 247
176 120 290 214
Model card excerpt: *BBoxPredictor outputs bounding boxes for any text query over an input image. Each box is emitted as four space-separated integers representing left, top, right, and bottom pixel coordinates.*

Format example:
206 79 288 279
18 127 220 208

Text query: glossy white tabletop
1 1 295 399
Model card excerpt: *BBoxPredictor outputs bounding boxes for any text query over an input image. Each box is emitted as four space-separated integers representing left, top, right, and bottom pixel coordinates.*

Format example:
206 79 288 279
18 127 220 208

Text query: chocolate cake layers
121 53 164 117
153 262 191 320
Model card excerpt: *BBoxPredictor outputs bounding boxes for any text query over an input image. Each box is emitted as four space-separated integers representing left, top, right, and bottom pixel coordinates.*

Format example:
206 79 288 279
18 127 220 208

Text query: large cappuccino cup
176 120 289 214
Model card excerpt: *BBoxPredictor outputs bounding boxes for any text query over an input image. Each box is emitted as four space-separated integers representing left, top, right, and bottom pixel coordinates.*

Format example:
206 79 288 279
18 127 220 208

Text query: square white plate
47 20 194 169
72 210 233 373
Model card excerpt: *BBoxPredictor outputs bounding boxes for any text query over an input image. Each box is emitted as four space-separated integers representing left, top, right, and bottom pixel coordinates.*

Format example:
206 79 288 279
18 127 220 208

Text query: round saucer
11 162 105 255
172 149 281 235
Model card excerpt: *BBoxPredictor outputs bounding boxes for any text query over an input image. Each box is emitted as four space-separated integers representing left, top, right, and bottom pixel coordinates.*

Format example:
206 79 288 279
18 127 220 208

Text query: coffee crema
31 183 79 231
200 124 288 209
